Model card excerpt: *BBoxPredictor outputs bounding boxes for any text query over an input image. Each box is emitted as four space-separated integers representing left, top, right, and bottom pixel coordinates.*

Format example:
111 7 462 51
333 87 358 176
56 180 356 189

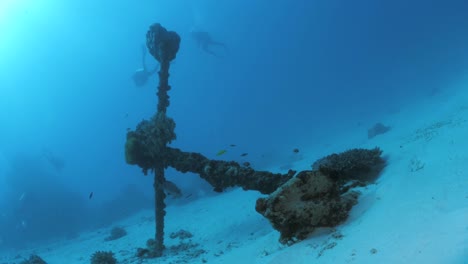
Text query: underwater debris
126 129 293 194
165 148 294 194
127 23 182 258
367 122 391 139
256 148 386 244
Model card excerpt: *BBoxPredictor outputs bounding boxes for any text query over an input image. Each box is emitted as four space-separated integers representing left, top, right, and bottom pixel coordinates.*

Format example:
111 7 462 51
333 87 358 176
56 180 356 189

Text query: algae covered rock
256 170 359 244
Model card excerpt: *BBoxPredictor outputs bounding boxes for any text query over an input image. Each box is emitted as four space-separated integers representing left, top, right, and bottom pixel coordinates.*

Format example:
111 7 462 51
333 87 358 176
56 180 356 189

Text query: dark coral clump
19 255 47 264
312 147 386 183
367 122 391 139
90 251 117 264
104 226 127 241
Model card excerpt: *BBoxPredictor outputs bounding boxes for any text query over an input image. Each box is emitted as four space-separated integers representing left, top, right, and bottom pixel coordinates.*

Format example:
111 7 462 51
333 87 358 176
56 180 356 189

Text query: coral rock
257 148 385 244
256 170 358 244
367 123 391 139
312 147 385 183
90 251 117 264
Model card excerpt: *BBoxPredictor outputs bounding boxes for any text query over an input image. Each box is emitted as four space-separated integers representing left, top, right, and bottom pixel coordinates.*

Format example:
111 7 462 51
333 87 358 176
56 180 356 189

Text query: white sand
2 83 468 264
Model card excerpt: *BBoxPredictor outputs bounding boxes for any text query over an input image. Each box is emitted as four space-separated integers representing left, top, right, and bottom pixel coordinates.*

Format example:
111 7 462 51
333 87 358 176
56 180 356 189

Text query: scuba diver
191 30 227 57
132 45 158 87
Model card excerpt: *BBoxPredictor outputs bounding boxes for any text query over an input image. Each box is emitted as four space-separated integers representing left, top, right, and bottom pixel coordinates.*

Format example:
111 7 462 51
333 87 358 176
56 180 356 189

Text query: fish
293 148 300 153
229 144 237 147
216 149 227 156
19 192 26 201
163 180 182 198
243 162 251 167
89 192 94 199
240 153 248 157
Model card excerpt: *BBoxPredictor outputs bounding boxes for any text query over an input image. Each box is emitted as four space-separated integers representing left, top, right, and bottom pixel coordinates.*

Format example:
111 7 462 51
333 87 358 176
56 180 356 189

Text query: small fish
19 192 26 201
229 144 237 147
163 180 182 198
243 162 251 167
216 149 227 156
293 148 300 153
240 153 248 157
89 192 94 199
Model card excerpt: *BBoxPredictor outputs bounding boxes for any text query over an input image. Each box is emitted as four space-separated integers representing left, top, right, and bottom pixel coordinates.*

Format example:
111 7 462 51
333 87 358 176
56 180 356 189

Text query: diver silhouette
191 30 227 57
132 45 158 87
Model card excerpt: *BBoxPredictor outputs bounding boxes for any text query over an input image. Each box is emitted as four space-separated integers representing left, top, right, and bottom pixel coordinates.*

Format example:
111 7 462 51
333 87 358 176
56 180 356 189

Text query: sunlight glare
0 0 22 23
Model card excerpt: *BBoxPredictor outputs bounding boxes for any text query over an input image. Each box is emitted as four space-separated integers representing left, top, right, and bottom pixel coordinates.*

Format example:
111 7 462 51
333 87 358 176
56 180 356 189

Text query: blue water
1 0 468 251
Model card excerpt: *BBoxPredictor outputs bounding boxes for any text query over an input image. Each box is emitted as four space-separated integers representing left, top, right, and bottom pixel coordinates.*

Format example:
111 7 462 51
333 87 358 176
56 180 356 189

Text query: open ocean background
1 1 467 262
